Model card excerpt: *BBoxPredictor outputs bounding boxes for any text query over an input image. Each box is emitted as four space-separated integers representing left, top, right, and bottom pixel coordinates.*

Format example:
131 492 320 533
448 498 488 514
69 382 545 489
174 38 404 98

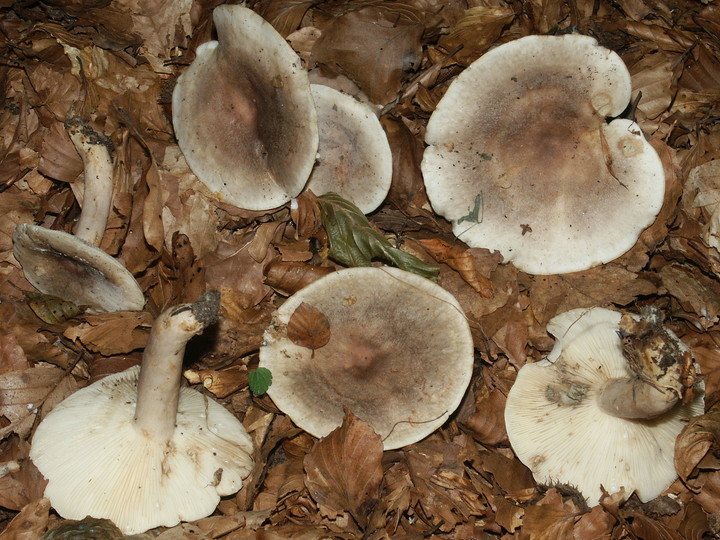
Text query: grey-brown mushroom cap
259 266 474 450
305 85 392 214
504 307 704 507
421 34 664 275
172 5 318 211
12 224 145 313
29 365 254 535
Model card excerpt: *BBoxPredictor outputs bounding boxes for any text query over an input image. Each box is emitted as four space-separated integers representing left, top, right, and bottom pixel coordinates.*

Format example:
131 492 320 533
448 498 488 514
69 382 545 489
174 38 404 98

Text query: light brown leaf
264 261 334 296
63 311 153 356
304 410 383 528
0 498 50 540
675 408 720 483
287 302 331 352
418 237 493 297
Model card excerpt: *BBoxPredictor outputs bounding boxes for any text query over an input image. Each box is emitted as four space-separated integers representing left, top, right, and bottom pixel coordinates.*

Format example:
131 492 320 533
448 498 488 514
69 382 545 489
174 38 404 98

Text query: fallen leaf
287 302 331 352
0 498 50 540
304 409 383 529
675 408 720 484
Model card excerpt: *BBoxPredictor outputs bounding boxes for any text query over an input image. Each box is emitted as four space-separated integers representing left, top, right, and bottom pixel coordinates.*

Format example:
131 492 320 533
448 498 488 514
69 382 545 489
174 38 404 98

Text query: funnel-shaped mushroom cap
504 307 704 507
30 365 254 534
304 85 392 214
259 267 474 450
172 5 318 211
13 224 144 313
422 34 664 275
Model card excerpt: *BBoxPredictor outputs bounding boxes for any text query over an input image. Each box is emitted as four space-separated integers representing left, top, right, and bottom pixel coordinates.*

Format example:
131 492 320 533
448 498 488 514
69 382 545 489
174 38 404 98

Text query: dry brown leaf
287 302 331 352
0 437 46 511
418 237 493 298
0 334 30 374
517 489 580 540
629 513 685 540
63 311 153 356
184 365 248 399
675 408 720 484
438 5 514 65
304 410 383 529
660 263 720 329
264 261 334 296
0 497 50 540
311 6 423 105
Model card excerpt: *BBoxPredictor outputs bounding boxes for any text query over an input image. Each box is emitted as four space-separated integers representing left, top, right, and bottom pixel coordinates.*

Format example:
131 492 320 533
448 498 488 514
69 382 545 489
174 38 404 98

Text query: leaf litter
1 0 720 537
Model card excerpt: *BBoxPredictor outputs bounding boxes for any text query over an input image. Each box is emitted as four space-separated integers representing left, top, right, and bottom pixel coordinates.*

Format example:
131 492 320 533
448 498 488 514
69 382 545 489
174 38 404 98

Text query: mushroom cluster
504 307 704 506
421 34 665 274
173 5 392 213
259 266 474 450
13 118 144 313
30 292 254 534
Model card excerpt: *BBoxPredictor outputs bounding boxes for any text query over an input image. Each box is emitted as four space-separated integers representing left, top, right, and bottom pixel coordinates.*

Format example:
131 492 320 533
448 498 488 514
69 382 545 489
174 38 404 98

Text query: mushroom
172 5 318 211
13 118 144 313
304 84 392 214
504 307 704 507
259 266 474 450
29 291 254 534
421 34 665 275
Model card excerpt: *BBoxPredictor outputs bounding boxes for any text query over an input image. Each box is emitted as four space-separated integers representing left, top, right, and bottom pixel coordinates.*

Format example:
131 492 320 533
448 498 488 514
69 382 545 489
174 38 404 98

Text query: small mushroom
504 307 704 507
30 291 254 534
172 5 318 211
13 118 144 313
421 34 665 274
304 84 392 214
259 266 474 450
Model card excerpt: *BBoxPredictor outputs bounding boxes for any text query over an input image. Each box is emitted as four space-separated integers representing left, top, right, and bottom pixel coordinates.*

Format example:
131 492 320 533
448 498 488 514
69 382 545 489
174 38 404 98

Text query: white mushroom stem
67 119 114 246
597 309 692 420
134 291 221 442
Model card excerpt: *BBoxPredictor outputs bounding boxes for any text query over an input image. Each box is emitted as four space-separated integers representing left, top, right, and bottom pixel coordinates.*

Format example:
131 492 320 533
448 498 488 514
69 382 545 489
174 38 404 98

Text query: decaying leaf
0 498 50 540
63 311 153 356
304 410 383 529
317 192 439 280
418 237 493 297
26 293 85 324
675 408 720 484
287 302 331 352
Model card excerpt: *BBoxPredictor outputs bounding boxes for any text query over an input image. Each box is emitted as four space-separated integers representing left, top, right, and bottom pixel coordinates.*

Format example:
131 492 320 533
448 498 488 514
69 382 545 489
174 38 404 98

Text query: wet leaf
287 302 331 352
317 192 439 280
304 410 383 529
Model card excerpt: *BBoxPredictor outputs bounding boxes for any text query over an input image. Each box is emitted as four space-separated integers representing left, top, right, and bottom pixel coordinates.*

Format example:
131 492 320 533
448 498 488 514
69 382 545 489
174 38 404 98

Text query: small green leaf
249 367 273 396
317 193 440 281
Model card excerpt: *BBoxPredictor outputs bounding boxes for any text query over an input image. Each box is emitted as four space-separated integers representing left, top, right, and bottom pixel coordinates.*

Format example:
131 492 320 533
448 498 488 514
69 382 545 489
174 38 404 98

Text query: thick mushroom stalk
66 117 114 246
135 291 220 441
597 308 697 419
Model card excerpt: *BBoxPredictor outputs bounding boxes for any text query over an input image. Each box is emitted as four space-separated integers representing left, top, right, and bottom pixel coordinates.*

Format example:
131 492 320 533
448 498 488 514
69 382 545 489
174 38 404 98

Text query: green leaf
317 193 440 281
249 367 273 396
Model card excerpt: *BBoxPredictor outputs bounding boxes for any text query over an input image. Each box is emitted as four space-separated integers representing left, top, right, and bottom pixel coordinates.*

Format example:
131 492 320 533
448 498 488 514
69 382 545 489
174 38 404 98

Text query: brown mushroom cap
259 266 474 449
421 34 664 275
172 5 318 210
504 307 704 506
13 224 144 313
304 84 392 214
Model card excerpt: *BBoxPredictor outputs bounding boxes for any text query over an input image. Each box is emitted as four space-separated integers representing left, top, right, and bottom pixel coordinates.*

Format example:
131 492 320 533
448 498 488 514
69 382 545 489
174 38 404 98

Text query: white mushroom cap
504 307 704 507
259 266 474 450
172 5 318 211
12 224 145 313
29 365 254 534
421 34 665 275
305 85 392 214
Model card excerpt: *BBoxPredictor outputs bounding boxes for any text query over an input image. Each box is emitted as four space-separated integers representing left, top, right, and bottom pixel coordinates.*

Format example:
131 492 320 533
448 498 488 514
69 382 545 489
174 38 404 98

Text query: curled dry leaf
287 302 331 352
675 408 720 485
304 409 383 529
418 237 493 298
264 260 334 296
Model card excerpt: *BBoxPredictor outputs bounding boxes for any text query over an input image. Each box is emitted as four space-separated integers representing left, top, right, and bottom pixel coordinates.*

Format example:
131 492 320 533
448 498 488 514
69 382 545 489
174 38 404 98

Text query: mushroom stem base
597 377 679 419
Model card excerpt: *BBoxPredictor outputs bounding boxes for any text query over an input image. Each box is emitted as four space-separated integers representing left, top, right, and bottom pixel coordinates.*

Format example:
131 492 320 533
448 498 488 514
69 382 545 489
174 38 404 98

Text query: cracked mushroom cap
304 85 392 214
172 5 318 211
504 307 704 507
13 224 144 313
421 34 665 275
29 365 254 534
259 266 474 450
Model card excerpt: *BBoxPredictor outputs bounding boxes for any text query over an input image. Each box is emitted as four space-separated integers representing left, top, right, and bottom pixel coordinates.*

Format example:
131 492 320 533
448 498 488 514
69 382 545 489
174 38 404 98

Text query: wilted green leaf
317 193 439 281
249 367 273 396
27 292 85 324
42 516 151 539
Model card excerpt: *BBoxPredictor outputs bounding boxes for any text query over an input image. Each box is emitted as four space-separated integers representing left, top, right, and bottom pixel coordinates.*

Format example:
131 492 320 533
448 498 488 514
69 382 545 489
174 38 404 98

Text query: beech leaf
317 192 439 280
304 409 383 529
675 408 720 482
287 302 331 351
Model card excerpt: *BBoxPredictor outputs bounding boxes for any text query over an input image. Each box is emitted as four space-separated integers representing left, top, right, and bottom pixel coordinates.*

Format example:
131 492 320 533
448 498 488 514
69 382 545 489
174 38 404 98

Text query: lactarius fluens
29 291 254 534
13 117 144 313
505 307 704 506
421 34 665 274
